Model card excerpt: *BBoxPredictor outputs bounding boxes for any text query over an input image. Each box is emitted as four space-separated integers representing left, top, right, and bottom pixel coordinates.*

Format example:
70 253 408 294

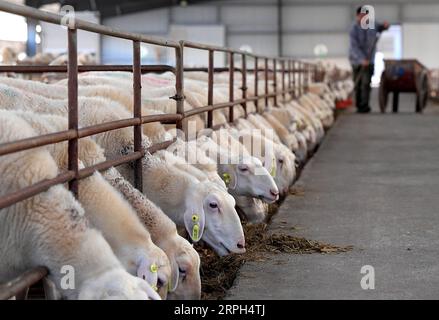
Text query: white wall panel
403 4 439 22
41 11 100 59
171 6 218 24
403 23 439 68
103 9 169 33
282 5 350 31
373 4 400 24
282 33 348 57
220 6 277 32
228 34 278 56
169 25 226 67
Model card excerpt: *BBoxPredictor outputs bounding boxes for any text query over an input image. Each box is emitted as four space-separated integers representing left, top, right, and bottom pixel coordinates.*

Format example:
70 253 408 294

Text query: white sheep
0 78 173 144
0 84 242 255
0 111 160 300
4 99 200 298
262 112 299 151
4 110 172 298
231 129 297 196
102 167 202 299
194 134 280 203
126 153 246 257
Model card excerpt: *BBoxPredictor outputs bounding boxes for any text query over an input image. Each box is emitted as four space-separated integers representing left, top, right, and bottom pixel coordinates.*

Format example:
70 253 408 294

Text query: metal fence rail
0 1 318 299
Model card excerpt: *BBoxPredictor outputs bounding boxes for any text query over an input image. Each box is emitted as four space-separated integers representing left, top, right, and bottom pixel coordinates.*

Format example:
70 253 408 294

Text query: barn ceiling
25 0 220 18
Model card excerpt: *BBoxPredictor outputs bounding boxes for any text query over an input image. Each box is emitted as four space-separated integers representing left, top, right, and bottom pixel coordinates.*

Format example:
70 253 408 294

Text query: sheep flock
0 61 353 300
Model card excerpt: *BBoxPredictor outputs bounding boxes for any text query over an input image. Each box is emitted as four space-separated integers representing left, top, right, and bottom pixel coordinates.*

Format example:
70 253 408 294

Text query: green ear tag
222 173 231 186
192 224 200 241
150 263 158 273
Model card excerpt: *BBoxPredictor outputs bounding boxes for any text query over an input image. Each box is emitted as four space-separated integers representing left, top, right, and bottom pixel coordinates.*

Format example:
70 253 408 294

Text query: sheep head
190 181 245 256
162 232 202 300
77 268 161 300
218 155 279 204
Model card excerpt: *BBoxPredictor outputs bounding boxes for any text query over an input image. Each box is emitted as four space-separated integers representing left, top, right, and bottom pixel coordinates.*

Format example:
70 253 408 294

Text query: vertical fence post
229 52 234 123
298 61 302 97
313 64 317 83
273 59 277 106
241 53 247 117
292 60 297 99
288 59 292 99
281 60 286 103
207 49 214 128
264 57 268 107
132 41 143 192
254 56 259 113
67 28 79 197
305 62 309 93
175 42 185 132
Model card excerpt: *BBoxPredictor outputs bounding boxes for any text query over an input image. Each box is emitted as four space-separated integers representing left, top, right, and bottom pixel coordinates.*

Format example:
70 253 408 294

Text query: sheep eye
278 159 284 164
209 202 218 209
239 166 248 172
179 267 187 279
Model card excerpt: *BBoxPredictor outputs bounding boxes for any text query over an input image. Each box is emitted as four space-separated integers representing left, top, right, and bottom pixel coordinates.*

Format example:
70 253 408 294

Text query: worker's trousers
352 64 374 113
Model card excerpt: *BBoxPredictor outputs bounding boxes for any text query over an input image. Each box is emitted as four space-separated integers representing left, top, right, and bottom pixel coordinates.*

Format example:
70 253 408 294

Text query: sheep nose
270 189 279 199
237 239 245 249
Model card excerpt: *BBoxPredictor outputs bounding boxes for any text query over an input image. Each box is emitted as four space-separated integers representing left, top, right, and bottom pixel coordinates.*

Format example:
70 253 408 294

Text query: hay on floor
199 222 353 300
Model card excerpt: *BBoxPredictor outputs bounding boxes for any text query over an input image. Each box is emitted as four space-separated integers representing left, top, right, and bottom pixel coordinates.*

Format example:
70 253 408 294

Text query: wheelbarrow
379 59 429 113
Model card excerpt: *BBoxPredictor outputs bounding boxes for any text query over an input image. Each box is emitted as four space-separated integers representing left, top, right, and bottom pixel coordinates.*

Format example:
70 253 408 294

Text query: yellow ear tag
192 224 200 241
192 214 199 222
270 158 276 177
222 173 231 186
152 285 158 292
150 263 158 273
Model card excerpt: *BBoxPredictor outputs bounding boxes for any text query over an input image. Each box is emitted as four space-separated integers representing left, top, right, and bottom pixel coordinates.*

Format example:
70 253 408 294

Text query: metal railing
0 1 318 299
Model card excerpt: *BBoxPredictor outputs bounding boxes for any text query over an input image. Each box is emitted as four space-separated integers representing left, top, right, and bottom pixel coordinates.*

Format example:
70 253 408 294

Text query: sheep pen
0 2 360 301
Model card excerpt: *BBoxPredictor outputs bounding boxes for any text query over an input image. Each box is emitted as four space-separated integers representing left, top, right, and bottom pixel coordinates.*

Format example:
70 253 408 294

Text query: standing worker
349 5 389 113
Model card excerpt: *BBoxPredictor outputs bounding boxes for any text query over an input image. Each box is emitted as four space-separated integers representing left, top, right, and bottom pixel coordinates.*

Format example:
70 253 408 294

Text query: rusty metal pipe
67 28 79 198
0 171 75 210
241 54 247 117
175 43 185 131
0 65 175 74
0 1 179 48
254 57 259 113
184 99 248 118
229 52 234 122
0 130 76 157
282 60 286 103
273 59 278 106
207 50 214 128
0 267 48 300
132 41 143 192
264 58 269 107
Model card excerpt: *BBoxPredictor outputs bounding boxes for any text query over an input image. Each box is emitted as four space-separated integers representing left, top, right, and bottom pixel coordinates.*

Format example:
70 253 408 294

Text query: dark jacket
349 22 386 66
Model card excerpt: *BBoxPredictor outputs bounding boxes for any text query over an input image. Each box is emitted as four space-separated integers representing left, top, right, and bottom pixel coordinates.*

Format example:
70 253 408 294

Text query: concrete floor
226 92 439 300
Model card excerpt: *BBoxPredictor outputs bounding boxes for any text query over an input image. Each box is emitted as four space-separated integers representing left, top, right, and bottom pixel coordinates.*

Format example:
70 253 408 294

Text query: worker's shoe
357 107 371 114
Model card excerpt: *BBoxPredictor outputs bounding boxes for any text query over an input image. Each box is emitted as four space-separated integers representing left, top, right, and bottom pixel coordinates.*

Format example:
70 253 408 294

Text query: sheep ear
137 257 158 290
168 259 179 293
184 207 205 243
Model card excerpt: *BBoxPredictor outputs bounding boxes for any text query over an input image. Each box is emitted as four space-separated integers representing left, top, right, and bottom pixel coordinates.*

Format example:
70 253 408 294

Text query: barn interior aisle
228 94 439 299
